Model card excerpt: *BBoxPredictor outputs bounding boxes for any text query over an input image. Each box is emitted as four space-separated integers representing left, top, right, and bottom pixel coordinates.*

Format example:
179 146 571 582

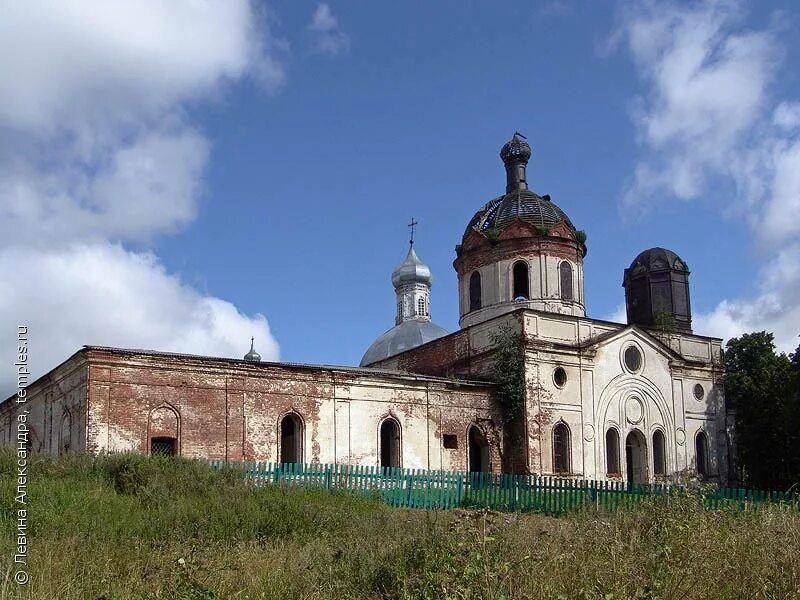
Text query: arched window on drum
559 261 573 301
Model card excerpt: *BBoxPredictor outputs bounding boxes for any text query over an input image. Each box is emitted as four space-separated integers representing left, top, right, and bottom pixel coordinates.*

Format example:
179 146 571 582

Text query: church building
1 134 730 484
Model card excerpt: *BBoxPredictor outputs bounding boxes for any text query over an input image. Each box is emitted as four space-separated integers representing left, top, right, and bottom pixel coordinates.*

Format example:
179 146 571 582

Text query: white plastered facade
521 310 726 483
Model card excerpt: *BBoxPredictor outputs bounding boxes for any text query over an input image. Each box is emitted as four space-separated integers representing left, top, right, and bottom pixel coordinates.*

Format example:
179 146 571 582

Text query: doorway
468 425 490 473
380 418 401 469
625 430 647 485
280 413 303 464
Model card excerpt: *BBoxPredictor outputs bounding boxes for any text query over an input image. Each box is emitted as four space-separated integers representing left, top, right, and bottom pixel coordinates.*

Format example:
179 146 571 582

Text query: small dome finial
244 337 261 362
500 132 531 192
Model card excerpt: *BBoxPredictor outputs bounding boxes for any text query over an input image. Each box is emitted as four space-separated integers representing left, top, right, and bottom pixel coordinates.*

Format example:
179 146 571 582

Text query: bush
1 451 799 599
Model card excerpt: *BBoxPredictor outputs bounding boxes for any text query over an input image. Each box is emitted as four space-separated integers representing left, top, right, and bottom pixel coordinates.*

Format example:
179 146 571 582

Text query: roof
0 345 493 408
626 247 689 277
83 345 486 385
360 319 448 366
465 189 576 238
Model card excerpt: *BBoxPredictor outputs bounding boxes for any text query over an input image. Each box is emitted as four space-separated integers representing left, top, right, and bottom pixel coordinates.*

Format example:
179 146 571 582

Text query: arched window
695 431 709 477
469 271 482 311
653 430 666 476
280 413 303 464
149 405 179 457
60 410 72 454
397 300 403 322
605 428 620 476
468 424 490 473
513 261 529 300
560 261 573 301
417 297 426 317
380 418 401 469
552 422 571 474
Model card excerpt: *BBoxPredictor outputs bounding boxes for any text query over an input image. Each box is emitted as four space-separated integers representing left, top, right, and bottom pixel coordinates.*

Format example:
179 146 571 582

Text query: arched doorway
468 425 490 473
625 430 647 485
280 413 303 464
379 418 401 469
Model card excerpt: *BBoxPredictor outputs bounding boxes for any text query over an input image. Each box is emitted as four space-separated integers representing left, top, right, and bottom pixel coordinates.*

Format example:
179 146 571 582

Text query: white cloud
619 0 777 205
1 244 279 393
616 0 800 353
0 127 210 247
603 303 628 324
694 244 800 354
773 102 800 131
0 2 284 393
0 0 284 135
308 4 350 56
538 1 574 18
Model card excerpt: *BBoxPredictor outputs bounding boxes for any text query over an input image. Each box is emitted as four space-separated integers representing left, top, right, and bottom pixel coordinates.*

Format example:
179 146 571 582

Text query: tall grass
2 450 799 599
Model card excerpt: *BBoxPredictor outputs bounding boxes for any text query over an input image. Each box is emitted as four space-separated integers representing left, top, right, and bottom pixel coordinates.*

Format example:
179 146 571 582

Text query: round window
624 346 642 372
553 367 567 388
693 384 705 400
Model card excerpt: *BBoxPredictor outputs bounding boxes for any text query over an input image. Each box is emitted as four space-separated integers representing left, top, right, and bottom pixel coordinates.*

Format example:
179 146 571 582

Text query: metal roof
391 245 432 288
359 319 448 367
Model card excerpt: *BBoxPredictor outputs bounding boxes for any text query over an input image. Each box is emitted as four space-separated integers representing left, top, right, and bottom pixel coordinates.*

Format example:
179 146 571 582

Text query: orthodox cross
408 218 418 246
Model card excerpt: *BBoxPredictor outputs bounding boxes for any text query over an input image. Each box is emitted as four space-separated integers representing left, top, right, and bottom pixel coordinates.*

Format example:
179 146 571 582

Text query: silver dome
244 337 261 362
391 246 432 288
360 319 448 366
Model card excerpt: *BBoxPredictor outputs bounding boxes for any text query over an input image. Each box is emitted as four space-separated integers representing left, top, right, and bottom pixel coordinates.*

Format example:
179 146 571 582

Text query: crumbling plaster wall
0 353 88 454
83 349 499 471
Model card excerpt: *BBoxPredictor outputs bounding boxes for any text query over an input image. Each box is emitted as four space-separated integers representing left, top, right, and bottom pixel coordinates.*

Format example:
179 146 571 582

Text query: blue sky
1 1 799 389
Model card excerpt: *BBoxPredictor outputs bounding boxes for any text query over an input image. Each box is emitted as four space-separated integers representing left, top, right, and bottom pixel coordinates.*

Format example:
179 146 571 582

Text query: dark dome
500 134 531 163
627 247 689 276
465 189 576 238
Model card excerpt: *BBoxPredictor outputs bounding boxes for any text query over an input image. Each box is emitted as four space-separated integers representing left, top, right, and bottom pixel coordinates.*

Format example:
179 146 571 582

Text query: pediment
497 218 539 240
548 221 575 240
583 324 682 362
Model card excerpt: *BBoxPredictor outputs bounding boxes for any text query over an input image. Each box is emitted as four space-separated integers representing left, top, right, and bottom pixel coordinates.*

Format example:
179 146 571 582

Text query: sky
1 0 799 392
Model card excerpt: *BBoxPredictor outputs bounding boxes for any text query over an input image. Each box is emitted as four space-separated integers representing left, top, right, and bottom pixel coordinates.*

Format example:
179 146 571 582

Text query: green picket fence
207 460 800 515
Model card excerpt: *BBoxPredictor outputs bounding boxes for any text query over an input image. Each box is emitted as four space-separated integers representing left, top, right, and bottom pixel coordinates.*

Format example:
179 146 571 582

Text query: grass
2 451 799 599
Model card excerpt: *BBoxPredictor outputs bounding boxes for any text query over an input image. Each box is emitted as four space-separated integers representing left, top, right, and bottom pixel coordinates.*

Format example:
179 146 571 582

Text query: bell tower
623 247 692 333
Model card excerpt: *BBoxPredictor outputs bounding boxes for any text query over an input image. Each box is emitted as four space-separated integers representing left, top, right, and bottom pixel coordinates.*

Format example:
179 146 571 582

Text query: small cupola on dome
391 245 432 288
500 131 532 193
623 247 692 333
360 224 448 367
243 337 261 362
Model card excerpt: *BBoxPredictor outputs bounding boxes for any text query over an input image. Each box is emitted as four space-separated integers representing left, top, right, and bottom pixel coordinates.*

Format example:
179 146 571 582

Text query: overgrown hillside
2 452 799 599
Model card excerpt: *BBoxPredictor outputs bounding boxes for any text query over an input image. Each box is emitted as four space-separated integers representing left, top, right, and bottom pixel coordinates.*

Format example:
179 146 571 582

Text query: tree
724 332 799 490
